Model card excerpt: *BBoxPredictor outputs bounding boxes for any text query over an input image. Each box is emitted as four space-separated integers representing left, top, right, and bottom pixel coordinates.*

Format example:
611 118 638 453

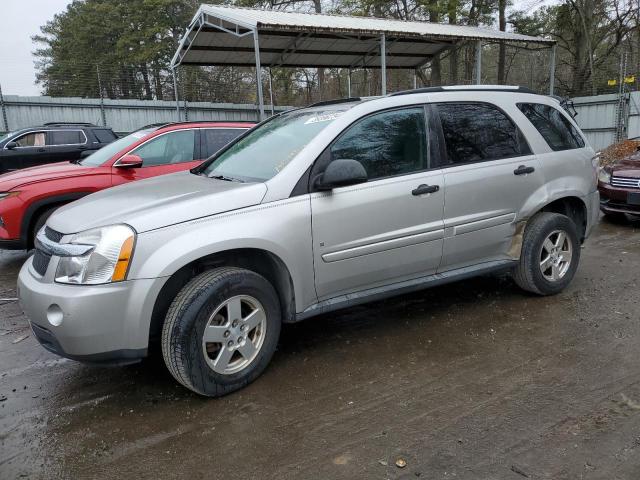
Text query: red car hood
611 151 640 178
0 162 100 190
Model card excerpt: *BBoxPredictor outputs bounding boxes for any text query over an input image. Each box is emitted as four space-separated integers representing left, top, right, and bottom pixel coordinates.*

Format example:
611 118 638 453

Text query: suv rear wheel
513 212 581 295
161 267 281 397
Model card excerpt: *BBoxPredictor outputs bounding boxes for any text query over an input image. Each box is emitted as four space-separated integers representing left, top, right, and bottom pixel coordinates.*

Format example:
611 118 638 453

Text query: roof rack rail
43 122 97 126
389 86 536 96
308 97 362 107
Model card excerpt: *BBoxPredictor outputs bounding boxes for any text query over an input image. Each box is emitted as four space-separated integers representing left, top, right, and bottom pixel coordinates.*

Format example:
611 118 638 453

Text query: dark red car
598 140 640 219
0 121 253 249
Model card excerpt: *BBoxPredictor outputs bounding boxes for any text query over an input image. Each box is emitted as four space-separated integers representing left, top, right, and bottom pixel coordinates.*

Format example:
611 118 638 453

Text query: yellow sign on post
608 79 617 86
624 75 635 84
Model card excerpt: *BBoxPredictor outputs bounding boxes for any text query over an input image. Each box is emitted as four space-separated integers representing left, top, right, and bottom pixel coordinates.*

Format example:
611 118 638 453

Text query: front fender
128 196 316 313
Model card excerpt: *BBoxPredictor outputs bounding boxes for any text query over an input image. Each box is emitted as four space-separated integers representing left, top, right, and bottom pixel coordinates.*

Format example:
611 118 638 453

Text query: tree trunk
497 0 507 84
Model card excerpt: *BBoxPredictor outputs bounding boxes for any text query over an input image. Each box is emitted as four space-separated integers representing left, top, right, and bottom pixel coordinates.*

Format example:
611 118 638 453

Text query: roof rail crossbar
308 97 362 107
389 86 537 96
43 122 97 126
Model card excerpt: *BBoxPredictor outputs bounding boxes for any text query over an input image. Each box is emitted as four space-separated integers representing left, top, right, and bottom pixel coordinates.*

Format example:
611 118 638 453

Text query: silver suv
18 87 600 396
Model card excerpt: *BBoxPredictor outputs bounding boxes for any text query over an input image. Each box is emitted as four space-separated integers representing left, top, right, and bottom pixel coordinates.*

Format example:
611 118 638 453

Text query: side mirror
5 142 17 150
116 154 143 168
314 159 367 191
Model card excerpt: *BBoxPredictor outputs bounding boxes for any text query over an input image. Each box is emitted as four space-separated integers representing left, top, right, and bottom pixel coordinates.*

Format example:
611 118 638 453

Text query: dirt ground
1 216 640 480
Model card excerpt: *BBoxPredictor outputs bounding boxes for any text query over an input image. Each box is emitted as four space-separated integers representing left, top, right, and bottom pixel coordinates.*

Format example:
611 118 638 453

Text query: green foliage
34 0 201 99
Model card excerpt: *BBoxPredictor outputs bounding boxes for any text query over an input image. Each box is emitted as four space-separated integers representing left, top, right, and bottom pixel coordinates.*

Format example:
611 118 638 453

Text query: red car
0 121 253 249
598 140 640 219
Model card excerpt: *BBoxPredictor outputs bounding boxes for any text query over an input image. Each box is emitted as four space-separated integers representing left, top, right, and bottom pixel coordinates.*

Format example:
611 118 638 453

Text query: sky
0 0 72 96
0 0 558 97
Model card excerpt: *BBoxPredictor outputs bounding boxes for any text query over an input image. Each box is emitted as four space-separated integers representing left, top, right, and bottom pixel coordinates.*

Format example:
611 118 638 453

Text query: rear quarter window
517 103 585 151
203 128 247 158
93 129 118 143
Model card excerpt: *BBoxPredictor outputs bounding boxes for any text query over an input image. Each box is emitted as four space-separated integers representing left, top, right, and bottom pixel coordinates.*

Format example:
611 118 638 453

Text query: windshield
200 106 352 182
79 128 155 166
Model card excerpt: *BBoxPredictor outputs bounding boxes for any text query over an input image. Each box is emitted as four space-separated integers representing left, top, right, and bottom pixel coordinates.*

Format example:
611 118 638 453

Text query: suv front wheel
513 212 581 295
161 267 281 397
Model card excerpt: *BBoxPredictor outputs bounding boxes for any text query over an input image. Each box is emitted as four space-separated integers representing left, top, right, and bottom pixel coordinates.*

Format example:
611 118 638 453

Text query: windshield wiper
210 174 244 183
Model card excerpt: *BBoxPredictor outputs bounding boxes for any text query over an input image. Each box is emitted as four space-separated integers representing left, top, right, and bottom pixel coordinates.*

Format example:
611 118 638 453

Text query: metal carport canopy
170 5 556 119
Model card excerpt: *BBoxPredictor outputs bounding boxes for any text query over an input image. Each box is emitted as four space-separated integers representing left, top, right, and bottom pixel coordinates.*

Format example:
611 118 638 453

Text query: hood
611 151 640 178
0 162 100 190
48 171 268 234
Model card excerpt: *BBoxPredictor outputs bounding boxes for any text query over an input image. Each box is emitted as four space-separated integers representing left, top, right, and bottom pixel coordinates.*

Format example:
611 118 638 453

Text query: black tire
513 212 581 296
161 267 281 397
31 206 59 248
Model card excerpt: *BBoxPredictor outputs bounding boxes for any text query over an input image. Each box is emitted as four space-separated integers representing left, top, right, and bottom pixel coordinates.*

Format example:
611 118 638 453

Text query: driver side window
131 130 196 167
14 132 46 147
329 107 428 181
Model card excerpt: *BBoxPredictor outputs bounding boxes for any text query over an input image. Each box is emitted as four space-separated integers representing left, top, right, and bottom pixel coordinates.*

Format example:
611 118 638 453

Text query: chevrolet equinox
18 86 600 396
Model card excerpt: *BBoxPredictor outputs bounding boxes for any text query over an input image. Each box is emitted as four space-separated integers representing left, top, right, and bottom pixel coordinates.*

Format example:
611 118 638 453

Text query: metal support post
96 65 107 126
171 67 180 121
0 82 9 133
268 67 275 116
475 40 482 84
549 44 556 95
380 34 387 95
253 30 265 121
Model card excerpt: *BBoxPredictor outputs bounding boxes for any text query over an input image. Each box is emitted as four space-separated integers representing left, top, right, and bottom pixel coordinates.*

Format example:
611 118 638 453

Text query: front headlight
597 168 611 184
55 224 136 285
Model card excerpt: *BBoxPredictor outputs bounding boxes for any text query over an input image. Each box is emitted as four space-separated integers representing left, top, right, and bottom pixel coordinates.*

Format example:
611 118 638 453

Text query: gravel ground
1 215 640 480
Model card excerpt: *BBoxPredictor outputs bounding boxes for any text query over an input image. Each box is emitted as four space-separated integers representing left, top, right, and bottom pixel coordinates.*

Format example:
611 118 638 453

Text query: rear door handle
514 165 535 175
412 184 440 196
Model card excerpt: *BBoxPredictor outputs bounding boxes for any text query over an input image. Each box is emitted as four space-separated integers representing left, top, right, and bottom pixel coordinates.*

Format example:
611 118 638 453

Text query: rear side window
50 130 85 145
203 128 246 158
436 102 531 165
517 103 585 151
330 107 428 181
93 129 117 143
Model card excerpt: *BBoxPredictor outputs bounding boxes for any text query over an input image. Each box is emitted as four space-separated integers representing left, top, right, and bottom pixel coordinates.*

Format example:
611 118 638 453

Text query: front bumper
598 182 640 215
18 256 166 364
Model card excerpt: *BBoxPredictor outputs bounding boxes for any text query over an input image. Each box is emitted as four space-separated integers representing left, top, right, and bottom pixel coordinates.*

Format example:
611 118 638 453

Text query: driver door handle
514 165 535 175
412 184 440 196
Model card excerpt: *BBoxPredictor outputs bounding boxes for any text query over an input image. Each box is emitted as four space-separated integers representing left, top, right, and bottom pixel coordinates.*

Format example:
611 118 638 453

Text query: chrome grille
32 227 64 276
611 175 640 189
45 226 64 242
32 249 52 276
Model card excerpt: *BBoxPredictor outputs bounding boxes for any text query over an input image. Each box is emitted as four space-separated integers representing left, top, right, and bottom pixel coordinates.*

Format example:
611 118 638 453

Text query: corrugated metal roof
199 5 554 44
173 5 554 69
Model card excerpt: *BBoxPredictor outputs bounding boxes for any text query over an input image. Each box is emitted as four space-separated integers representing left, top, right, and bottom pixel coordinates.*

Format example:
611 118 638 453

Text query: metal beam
475 40 482 85
347 68 352 97
253 30 265 121
268 67 275 116
380 33 387 95
413 69 417 89
549 44 556 95
171 67 180 121
0 82 8 132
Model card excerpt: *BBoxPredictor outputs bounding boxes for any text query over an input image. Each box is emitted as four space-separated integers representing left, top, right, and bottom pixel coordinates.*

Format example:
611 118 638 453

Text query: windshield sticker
304 112 343 125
